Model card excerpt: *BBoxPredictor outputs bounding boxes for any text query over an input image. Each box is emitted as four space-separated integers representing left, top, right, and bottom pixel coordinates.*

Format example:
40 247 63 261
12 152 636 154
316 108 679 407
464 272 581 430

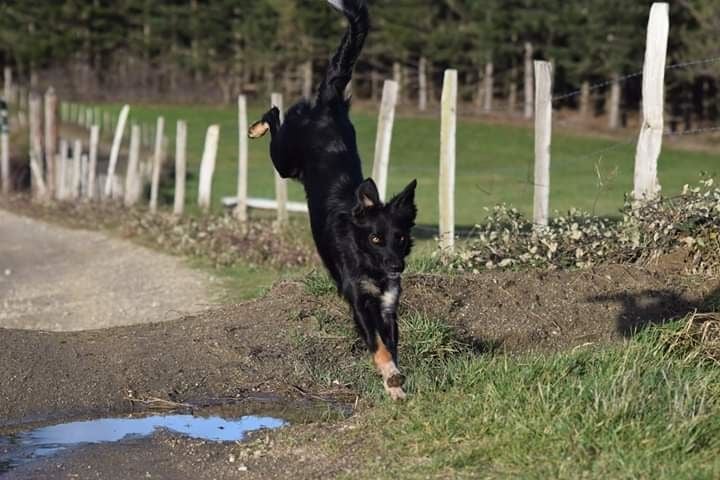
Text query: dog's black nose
384 259 404 273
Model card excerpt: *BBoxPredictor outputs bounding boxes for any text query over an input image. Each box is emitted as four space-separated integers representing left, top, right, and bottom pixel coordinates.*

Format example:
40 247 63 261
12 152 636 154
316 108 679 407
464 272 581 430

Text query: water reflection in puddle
0 414 286 473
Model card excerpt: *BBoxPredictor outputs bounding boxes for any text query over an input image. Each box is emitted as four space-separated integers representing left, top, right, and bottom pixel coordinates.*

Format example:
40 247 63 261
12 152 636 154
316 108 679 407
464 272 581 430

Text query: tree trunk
418 57 427 111
608 72 621 129
524 42 534 119
579 80 591 119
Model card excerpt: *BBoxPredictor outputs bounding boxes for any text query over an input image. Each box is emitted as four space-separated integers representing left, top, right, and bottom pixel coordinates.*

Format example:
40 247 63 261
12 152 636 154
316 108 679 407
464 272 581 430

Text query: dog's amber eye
370 234 383 245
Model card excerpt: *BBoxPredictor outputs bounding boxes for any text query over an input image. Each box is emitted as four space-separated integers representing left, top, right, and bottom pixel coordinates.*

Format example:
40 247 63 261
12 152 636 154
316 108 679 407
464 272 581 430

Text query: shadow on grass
592 285 720 337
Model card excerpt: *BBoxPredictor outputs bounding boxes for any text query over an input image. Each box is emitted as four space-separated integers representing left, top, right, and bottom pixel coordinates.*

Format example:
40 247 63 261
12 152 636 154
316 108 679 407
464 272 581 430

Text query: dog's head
351 178 417 277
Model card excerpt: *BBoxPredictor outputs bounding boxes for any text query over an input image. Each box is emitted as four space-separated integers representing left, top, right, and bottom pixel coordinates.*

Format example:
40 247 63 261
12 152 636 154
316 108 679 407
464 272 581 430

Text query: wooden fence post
104 104 130 198
484 61 494 113
3 67 11 103
57 139 68 199
371 80 399 201
44 87 58 197
72 139 82 199
533 61 553 228
149 116 165 213
124 125 141 207
302 61 313 99
439 69 457 252
198 125 220 212
86 125 99 200
524 42 534 119
235 95 249 221
418 57 428 112
633 2 669 203
28 94 46 199
0 100 9 194
270 92 288 227
173 120 187 215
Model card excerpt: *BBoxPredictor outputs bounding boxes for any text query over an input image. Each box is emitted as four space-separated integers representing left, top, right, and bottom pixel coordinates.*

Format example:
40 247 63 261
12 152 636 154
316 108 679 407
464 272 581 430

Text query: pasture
95 102 719 226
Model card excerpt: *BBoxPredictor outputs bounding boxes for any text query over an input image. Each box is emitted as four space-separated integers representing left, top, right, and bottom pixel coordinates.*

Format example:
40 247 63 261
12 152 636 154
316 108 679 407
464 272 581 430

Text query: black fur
252 0 417 378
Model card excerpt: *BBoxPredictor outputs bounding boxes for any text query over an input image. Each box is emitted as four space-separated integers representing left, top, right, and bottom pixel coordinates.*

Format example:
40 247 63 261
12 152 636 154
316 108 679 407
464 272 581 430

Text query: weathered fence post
104 104 130 198
524 42 534 119
533 61 554 228
0 100 9 194
149 116 165 213
124 125 141 207
198 125 220 212
3 67 12 103
608 73 622 130
270 92 288 227
633 2 669 203
235 95 249 222
439 69 457 252
371 80 399 201
393 62 403 104
44 87 58 197
86 126 99 200
484 61 494 113
72 139 82 199
28 94 47 199
173 120 187 215
57 140 68 200
302 61 313 99
418 57 428 112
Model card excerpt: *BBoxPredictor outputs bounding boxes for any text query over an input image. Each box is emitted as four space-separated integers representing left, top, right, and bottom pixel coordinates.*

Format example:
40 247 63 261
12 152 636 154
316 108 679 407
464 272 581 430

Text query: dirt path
0 209 215 331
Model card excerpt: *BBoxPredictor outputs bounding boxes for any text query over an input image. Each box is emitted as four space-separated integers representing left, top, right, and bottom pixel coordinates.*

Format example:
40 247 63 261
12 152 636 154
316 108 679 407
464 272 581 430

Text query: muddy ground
2 205 720 478
2 263 719 477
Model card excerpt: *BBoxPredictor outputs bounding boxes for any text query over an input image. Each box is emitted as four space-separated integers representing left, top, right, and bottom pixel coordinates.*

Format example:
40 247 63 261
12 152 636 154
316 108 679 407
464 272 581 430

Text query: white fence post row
86 125 99 200
174 120 187 215
124 125 141 207
149 116 165 213
104 104 130 198
270 92 288 227
533 61 554 228
439 69 457 252
633 2 669 203
0 100 9 194
198 125 220 212
235 95 249 222
372 80 399 201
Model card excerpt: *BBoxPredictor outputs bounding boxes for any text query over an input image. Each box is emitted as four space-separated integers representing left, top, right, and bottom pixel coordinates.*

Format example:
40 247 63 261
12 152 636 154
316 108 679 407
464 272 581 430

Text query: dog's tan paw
386 385 407 401
387 373 405 388
248 121 270 139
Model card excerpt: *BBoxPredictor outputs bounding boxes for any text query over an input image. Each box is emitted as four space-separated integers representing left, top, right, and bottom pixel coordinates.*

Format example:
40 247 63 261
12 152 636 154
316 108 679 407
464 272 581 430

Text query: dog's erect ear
353 178 381 217
388 179 418 225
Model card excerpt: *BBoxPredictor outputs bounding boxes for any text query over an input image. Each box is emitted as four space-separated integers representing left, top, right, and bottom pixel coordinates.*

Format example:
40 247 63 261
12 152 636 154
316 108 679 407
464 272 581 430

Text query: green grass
78 102 720 227
297 311 720 479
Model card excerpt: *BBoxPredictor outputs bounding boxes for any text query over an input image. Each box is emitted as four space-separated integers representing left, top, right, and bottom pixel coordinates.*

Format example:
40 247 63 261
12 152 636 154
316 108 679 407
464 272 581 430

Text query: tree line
0 0 717 125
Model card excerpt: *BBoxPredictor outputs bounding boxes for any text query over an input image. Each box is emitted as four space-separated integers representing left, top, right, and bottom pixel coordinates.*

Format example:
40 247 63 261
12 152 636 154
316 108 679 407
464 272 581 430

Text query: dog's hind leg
316 0 369 107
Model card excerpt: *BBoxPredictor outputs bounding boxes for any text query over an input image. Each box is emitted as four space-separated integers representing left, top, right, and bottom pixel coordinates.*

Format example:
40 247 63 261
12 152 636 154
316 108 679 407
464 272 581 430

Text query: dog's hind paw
385 385 407 401
248 121 270 139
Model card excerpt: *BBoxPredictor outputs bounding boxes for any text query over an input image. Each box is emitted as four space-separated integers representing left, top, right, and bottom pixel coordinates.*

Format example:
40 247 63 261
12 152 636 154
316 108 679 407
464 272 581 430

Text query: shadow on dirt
591 285 720 337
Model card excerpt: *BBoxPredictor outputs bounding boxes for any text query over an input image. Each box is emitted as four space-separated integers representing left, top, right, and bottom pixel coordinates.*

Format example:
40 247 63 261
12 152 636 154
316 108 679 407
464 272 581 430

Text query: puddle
0 414 285 474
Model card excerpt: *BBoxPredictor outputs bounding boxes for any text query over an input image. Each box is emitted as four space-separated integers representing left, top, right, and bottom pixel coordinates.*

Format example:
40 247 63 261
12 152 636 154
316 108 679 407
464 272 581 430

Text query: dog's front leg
350 290 406 401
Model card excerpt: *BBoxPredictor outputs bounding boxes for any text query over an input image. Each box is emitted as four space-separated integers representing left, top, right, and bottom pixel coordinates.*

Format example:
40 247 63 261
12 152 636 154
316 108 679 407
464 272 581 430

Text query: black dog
249 0 417 400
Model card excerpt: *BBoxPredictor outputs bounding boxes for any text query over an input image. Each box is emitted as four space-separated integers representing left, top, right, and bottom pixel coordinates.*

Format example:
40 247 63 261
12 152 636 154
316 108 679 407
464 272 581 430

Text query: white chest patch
380 286 399 312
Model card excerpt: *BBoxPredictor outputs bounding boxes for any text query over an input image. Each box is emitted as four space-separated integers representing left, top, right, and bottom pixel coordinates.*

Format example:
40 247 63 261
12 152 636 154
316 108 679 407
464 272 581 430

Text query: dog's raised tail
317 0 369 107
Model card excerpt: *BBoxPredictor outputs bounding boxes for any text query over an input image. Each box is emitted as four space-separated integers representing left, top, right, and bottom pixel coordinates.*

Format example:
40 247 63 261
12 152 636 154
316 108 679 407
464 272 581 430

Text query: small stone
228 454 236 463
3 269 10 276
238 465 248 472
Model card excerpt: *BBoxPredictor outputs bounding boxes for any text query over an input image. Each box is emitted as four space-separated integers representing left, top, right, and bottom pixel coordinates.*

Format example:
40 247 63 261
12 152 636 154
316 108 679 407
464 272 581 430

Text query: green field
87 102 718 226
